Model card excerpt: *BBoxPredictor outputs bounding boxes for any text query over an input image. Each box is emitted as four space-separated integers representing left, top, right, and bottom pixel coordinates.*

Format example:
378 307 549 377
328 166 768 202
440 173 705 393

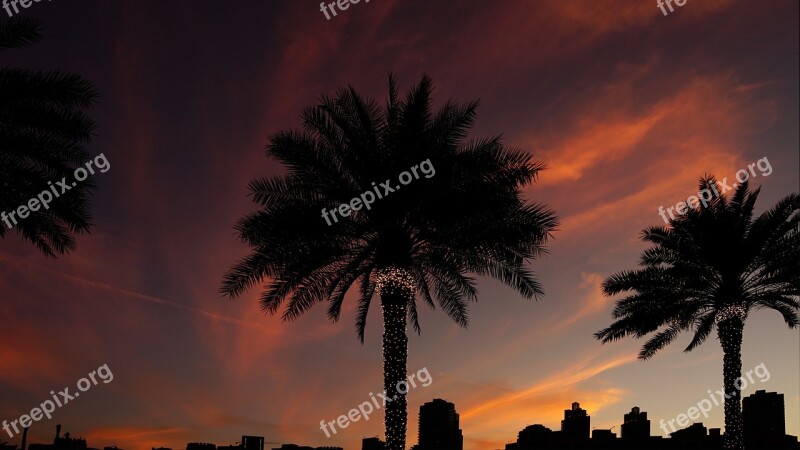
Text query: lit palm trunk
718 317 744 450
378 268 414 450
382 296 408 450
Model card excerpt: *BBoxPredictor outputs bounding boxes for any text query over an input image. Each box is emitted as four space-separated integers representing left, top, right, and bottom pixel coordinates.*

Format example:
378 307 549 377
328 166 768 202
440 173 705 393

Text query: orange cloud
460 353 634 421
82 426 187 450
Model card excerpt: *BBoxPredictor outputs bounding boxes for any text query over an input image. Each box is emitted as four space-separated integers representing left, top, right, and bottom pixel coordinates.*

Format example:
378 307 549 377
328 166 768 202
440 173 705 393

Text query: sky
1 1 798 449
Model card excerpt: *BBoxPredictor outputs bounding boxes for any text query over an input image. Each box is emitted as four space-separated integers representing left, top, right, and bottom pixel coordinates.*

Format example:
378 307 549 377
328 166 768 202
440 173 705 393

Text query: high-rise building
242 436 265 450
417 399 463 450
744 390 786 440
560 402 590 440
621 406 650 439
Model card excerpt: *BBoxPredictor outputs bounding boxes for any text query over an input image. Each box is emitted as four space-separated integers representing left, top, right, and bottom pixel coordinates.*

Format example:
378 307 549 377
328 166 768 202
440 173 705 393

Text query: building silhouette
560 402 590 441
179 436 337 450
621 406 649 440
744 390 785 438
361 437 385 450
513 424 554 449
591 428 616 442
669 422 708 439
417 399 463 450
269 446 341 450
28 425 92 450
743 390 798 449
186 444 216 450
216 436 266 450
8 426 336 450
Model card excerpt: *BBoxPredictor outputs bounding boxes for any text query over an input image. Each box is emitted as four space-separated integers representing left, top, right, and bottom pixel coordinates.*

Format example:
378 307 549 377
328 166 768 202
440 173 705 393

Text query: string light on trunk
376 266 415 298
378 266 414 450
715 304 747 324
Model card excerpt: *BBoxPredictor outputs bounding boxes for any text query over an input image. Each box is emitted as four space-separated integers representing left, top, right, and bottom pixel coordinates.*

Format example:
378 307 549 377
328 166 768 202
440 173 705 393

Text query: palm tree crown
222 75 557 337
596 177 799 357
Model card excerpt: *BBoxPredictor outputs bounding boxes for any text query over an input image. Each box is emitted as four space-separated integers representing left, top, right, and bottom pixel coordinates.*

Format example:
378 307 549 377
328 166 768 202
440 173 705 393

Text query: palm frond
0 16 42 51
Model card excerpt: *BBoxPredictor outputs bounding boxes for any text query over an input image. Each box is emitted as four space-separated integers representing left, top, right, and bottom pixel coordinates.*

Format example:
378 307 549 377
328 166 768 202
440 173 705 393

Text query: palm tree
221 75 558 450
0 16 98 256
595 176 799 450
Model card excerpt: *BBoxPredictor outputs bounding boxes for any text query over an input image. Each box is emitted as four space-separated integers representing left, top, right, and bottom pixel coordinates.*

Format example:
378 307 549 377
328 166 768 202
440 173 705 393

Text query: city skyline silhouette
1 2 798 450
3 391 797 449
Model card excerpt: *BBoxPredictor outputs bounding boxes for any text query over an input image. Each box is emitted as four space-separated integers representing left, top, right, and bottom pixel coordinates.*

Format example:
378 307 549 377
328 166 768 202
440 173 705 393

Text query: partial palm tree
595 176 799 450
0 16 98 256
221 75 558 450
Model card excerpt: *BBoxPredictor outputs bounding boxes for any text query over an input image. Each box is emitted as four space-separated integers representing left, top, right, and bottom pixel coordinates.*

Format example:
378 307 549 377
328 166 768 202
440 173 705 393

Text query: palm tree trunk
718 317 744 450
378 268 413 450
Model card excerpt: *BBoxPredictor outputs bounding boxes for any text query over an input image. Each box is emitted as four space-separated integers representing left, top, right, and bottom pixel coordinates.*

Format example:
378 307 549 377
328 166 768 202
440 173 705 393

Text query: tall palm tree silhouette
0 17 98 256
221 75 558 450
595 176 799 450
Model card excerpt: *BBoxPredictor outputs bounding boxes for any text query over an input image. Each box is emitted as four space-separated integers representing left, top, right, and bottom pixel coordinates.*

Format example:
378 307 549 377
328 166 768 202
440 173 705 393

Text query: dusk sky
1 1 798 450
